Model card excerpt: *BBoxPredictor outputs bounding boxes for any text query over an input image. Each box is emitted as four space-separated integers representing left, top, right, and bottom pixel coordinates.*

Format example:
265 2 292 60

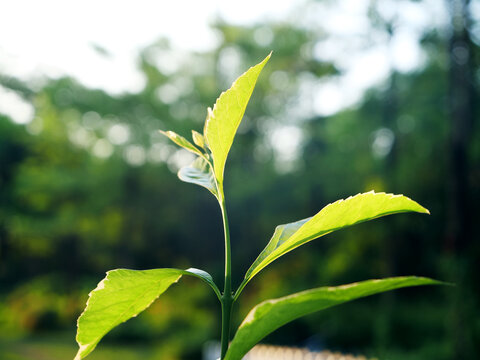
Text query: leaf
75 268 220 360
238 192 429 296
204 53 271 184
159 130 204 157
226 276 441 360
184 267 221 299
192 130 205 149
178 157 218 197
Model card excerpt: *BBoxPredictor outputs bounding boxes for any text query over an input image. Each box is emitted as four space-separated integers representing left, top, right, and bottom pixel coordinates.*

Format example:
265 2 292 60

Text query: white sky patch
146 49 186 77
0 0 449 122
0 0 297 95
308 0 448 116
0 85 34 124
214 0 297 24
345 47 391 89
313 81 344 117
321 0 371 36
390 30 426 73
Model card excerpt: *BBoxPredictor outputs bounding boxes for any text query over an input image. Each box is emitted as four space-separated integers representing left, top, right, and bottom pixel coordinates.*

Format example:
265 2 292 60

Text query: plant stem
219 193 233 359
220 292 233 359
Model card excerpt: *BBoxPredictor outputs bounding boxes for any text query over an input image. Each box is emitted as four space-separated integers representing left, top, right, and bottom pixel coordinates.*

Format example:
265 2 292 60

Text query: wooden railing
203 342 374 360
243 345 374 360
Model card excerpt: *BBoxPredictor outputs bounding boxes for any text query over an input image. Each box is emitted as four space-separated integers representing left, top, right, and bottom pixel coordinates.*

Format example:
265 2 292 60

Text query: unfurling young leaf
178 157 218 198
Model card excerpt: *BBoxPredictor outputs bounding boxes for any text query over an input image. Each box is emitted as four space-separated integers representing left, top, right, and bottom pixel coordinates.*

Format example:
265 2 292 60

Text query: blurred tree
0 1 479 358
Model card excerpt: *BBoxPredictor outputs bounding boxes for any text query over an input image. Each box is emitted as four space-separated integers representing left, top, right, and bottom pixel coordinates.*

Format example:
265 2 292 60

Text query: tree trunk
446 1 476 358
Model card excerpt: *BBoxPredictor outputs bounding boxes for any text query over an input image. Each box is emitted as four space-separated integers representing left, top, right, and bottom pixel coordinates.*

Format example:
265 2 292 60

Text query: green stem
233 278 248 302
220 292 233 359
219 192 233 359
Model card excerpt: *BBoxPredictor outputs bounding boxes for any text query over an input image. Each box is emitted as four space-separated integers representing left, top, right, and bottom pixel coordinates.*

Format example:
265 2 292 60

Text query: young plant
74 53 441 360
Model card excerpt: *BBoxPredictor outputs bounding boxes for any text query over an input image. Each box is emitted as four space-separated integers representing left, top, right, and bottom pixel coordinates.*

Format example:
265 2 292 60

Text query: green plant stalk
219 191 233 359
220 292 233 359
234 278 248 302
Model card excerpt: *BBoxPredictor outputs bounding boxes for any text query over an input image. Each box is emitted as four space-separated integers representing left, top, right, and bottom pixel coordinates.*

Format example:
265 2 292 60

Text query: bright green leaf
226 276 441 360
238 192 429 297
178 157 218 197
159 130 204 157
204 53 271 184
75 268 220 360
192 130 205 149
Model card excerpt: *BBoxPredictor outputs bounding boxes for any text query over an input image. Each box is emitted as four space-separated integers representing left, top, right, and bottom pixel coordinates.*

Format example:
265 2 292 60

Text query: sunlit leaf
178 157 218 197
204 53 271 184
159 130 204 157
226 276 441 360
238 192 429 296
75 268 220 359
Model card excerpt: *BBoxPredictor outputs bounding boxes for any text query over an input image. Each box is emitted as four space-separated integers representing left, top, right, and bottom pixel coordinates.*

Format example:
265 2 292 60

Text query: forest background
0 0 478 359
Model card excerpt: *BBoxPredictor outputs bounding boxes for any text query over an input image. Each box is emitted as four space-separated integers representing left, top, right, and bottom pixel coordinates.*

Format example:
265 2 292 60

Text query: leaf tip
411 200 430 215
262 51 272 64
416 276 450 286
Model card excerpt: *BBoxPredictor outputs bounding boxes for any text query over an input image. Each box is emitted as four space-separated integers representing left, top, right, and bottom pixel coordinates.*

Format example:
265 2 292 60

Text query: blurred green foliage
0 3 479 359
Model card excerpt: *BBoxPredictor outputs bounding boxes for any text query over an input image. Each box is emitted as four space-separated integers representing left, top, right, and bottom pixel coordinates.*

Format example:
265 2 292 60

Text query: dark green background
0 2 478 359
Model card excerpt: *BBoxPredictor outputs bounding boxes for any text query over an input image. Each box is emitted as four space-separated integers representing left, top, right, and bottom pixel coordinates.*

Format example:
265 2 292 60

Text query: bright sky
0 0 448 126
0 0 296 94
